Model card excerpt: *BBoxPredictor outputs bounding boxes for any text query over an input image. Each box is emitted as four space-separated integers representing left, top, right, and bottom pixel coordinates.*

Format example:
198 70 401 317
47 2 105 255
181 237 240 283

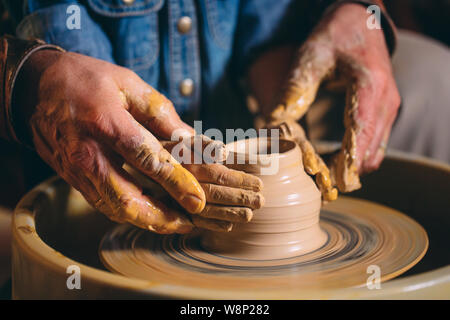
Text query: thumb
270 41 335 121
329 82 362 193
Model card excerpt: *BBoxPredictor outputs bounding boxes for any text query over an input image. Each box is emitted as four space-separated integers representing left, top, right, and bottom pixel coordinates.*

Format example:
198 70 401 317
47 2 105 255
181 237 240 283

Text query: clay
201 137 327 260
99 197 428 290
97 139 428 290
13 151 444 298
266 120 338 201
329 83 361 192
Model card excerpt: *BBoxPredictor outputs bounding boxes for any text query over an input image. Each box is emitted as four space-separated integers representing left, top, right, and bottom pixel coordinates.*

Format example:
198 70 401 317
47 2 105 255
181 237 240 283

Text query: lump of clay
201 138 327 260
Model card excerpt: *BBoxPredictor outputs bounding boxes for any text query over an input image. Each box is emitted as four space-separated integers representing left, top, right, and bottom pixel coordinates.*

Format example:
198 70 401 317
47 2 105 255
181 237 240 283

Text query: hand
162 138 264 232
264 119 338 202
15 50 210 234
250 4 401 192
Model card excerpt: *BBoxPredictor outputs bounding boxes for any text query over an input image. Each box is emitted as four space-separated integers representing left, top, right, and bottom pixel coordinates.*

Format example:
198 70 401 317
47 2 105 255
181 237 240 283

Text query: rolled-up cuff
316 0 397 55
0 35 64 144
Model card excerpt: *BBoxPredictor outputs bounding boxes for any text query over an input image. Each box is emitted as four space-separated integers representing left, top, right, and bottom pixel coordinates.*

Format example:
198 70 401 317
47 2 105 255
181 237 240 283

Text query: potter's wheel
99 197 428 289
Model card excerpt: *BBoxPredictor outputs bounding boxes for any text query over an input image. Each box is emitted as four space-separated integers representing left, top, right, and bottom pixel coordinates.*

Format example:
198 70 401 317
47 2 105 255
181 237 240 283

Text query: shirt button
122 0 135 4
177 16 192 34
180 79 194 96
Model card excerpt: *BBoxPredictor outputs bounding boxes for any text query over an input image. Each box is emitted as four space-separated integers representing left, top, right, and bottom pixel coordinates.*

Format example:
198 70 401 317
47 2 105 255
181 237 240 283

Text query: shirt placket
168 0 201 117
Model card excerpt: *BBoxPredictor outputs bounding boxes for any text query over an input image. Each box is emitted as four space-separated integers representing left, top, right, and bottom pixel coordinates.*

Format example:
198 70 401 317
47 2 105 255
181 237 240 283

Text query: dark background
0 0 449 208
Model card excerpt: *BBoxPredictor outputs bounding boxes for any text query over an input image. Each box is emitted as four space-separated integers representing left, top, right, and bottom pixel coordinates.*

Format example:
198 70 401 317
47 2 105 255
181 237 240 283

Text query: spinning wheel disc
99 197 428 290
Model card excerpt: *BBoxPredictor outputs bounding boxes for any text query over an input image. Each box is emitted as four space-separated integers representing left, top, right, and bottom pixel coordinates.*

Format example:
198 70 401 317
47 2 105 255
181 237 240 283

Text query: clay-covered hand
265 120 337 202
265 4 401 192
16 50 209 234
162 138 264 232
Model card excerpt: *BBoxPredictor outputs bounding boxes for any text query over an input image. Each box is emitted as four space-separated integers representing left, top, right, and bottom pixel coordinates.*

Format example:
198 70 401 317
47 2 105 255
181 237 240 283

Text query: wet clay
99 197 428 290
201 138 327 260
98 138 428 290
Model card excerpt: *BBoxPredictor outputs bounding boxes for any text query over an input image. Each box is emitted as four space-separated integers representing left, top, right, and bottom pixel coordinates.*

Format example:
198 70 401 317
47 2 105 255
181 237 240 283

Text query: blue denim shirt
5 0 314 130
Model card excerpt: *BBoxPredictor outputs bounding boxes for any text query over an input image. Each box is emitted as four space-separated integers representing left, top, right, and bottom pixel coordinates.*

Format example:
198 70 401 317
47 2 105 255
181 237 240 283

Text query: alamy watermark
366 264 381 290
66 265 81 290
66 5 81 30
169 121 281 175
366 5 381 30
66 4 382 32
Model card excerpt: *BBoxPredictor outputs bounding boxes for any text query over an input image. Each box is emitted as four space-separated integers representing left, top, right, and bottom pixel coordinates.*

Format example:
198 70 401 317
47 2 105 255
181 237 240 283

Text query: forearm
247 0 397 116
0 35 63 144
315 0 397 54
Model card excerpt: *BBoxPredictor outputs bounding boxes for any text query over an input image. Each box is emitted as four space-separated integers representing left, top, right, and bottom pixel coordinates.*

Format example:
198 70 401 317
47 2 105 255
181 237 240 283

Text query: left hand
251 3 401 193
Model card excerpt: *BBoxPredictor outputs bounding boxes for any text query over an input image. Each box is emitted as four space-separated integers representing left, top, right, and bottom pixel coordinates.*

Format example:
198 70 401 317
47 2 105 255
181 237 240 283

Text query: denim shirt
5 0 319 130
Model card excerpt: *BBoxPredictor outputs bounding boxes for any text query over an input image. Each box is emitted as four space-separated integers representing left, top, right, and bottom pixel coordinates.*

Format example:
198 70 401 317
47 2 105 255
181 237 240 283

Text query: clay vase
201 137 327 260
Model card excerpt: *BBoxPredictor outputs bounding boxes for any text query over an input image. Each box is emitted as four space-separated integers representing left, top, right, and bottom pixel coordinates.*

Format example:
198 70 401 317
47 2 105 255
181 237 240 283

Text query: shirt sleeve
232 0 312 77
4 0 115 63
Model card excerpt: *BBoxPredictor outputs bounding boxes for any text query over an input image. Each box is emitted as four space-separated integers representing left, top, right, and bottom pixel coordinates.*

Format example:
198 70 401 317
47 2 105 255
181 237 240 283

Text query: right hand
161 138 264 232
17 51 262 234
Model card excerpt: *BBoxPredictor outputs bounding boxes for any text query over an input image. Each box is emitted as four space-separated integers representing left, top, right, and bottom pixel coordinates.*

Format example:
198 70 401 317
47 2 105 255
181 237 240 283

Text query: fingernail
213 221 233 232
192 216 233 232
221 222 233 232
252 193 265 209
241 208 253 222
182 194 205 213
251 177 263 192
243 176 263 192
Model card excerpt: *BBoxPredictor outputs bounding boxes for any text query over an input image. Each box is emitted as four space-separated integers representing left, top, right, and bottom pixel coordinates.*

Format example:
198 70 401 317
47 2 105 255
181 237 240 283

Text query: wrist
0 36 64 146
320 1 396 54
12 49 64 147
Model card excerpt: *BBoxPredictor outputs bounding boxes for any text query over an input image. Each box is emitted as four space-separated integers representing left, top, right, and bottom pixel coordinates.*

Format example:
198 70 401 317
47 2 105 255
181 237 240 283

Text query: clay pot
201 138 327 260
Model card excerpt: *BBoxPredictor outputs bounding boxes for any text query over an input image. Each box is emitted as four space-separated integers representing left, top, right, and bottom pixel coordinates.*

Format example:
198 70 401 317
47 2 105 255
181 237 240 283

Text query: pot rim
225 137 301 174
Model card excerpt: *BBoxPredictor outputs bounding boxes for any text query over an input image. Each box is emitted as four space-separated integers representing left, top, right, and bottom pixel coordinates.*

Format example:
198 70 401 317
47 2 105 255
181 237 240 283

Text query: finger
270 42 335 121
352 84 380 171
122 81 227 164
288 126 320 175
267 120 319 175
341 63 400 175
79 179 119 220
200 183 264 209
119 74 194 139
31 123 64 173
315 156 338 202
161 135 228 164
182 163 263 192
329 83 361 192
96 109 206 214
265 120 338 201
361 92 400 172
191 215 233 232
365 126 391 172
32 123 115 213
74 176 102 207
280 122 337 201
32 122 114 209
86 147 194 234
197 204 253 223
